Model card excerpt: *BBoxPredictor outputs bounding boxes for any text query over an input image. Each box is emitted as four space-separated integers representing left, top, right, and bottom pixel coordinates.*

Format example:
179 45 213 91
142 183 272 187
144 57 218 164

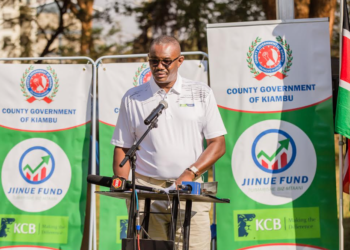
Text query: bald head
149 35 181 54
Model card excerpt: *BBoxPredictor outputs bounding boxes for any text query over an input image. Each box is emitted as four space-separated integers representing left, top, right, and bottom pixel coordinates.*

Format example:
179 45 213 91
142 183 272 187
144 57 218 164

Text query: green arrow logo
257 139 290 161
23 155 50 174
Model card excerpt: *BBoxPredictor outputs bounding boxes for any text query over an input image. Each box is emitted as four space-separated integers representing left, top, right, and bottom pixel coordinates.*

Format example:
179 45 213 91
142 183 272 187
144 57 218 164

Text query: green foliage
19 65 34 99
276 36 293 76
246 37 261 77
133 64 148 87
47 66 59 100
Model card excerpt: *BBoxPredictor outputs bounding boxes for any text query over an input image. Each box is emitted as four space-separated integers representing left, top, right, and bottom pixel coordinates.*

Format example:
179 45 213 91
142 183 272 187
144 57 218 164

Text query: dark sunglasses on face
148 55 181 68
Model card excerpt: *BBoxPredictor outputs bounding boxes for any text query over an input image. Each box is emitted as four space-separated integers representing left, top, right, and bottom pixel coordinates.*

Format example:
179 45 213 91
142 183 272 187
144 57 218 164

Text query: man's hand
175 135 225 188
113 146 131 179
175 169 195 188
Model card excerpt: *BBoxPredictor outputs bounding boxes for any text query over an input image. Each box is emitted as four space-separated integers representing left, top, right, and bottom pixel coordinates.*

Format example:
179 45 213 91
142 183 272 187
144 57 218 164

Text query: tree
0 0 115 58
69 0 94 55
38 0 74 57
116 0 265 53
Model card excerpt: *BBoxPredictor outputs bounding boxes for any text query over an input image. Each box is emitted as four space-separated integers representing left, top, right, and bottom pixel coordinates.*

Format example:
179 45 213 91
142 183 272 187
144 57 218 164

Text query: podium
96 191 230 250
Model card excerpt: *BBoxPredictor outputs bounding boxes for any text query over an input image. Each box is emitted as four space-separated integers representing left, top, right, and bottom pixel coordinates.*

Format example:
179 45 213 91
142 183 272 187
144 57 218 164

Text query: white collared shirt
111 75 227 179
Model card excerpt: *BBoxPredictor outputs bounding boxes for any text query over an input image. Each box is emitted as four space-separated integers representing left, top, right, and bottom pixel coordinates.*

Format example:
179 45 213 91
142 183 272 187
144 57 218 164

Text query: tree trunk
261 0 276 20
71 0 94 55
294 0 310 19
309 0 337 43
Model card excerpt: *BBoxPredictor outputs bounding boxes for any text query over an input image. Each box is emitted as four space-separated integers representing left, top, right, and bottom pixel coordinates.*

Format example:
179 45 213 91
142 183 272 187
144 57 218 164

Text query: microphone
87 175 165 193
144 100 168 125
87 175 113 187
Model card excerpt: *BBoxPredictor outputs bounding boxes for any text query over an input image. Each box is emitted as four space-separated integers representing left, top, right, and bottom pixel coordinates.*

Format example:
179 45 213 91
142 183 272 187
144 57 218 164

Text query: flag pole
339 1 344 249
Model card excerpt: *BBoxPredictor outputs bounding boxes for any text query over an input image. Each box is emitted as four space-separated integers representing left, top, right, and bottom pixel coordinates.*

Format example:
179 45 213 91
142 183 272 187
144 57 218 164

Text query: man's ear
178 55 185 67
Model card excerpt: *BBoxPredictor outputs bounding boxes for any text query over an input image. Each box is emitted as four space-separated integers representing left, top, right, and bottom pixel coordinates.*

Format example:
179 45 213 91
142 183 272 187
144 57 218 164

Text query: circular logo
232 120 316 205
2 138 71 212
253 41 285 73
252 129 296 174
26 69 53 97
139 67 152 85
19 146 55 184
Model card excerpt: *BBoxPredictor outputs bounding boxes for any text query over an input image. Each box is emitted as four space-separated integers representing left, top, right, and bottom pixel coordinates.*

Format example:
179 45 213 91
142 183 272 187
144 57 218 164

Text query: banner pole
212 165 216 250
90 61 98 250
276 0 294 20
339 135 344 250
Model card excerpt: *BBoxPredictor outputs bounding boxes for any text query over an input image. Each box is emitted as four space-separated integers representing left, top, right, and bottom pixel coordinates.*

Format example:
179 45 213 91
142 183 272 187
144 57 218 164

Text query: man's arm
175 135 226 186
113 146 131 179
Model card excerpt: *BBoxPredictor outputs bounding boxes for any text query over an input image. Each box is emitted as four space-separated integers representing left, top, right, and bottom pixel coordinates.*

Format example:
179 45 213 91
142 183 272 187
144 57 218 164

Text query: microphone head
160 100 168 109
87 175 112 187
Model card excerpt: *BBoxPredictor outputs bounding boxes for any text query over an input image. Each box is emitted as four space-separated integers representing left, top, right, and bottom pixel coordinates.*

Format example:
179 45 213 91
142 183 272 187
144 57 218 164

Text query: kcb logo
13 223 36 234
255 218 281 231
0 218 15 237
19 146 55 184
252 129 296 174
238 214 255 237
237 214 281 238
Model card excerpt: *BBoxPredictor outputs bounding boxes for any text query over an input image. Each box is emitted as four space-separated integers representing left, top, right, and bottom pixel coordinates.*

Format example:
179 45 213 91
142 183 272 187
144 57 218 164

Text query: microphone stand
119 117 159 250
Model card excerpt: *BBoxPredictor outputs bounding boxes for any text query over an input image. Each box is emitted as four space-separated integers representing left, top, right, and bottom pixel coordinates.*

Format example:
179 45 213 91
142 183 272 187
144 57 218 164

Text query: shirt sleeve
203 89 227 139
111 95 135 148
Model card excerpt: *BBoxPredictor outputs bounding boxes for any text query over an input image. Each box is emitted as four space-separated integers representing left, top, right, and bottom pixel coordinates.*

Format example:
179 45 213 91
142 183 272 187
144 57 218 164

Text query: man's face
148 43 184 85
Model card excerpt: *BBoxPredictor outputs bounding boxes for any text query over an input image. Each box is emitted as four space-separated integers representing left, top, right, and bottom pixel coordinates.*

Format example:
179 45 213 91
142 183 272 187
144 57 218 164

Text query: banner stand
0 56 97 250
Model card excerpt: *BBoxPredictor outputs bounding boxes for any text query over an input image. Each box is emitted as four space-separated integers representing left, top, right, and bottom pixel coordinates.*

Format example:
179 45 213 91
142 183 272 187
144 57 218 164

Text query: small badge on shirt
179 104 195 107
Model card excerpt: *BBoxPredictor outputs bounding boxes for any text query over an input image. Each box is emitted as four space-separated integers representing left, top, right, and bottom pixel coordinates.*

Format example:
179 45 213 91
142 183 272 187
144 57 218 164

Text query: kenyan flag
336 0 350 138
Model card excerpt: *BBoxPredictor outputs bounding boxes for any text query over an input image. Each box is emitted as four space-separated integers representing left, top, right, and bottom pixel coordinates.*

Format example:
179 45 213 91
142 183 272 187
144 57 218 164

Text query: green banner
99 123 128 250
0 64 91 250
207 20 338 249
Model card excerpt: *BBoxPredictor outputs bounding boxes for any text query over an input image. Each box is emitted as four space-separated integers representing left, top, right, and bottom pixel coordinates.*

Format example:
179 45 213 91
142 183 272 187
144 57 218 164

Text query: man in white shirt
112 35 226 250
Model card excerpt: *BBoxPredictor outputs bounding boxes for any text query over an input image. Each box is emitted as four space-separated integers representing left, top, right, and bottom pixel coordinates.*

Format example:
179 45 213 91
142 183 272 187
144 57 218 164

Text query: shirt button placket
165 93 172 119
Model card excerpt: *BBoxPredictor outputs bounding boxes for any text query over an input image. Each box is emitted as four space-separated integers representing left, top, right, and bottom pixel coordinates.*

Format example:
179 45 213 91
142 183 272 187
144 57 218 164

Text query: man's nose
156 61 166 69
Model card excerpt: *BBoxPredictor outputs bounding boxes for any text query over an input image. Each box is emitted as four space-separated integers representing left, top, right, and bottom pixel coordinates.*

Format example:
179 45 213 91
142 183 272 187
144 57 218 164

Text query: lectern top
96 191 230 203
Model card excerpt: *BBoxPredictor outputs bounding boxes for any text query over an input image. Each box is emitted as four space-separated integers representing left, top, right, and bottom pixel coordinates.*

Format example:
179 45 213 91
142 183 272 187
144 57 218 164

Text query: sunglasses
148 55 181 68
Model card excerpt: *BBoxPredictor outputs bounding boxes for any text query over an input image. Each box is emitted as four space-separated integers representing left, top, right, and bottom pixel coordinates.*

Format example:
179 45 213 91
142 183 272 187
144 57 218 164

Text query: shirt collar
149 74 182 96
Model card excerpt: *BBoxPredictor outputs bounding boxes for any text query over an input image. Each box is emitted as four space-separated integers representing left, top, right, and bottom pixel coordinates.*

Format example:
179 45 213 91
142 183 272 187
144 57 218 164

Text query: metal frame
0 56 97 250
276 0 294 20
94 51 211 250
207 17 327 29
96 51 208 66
